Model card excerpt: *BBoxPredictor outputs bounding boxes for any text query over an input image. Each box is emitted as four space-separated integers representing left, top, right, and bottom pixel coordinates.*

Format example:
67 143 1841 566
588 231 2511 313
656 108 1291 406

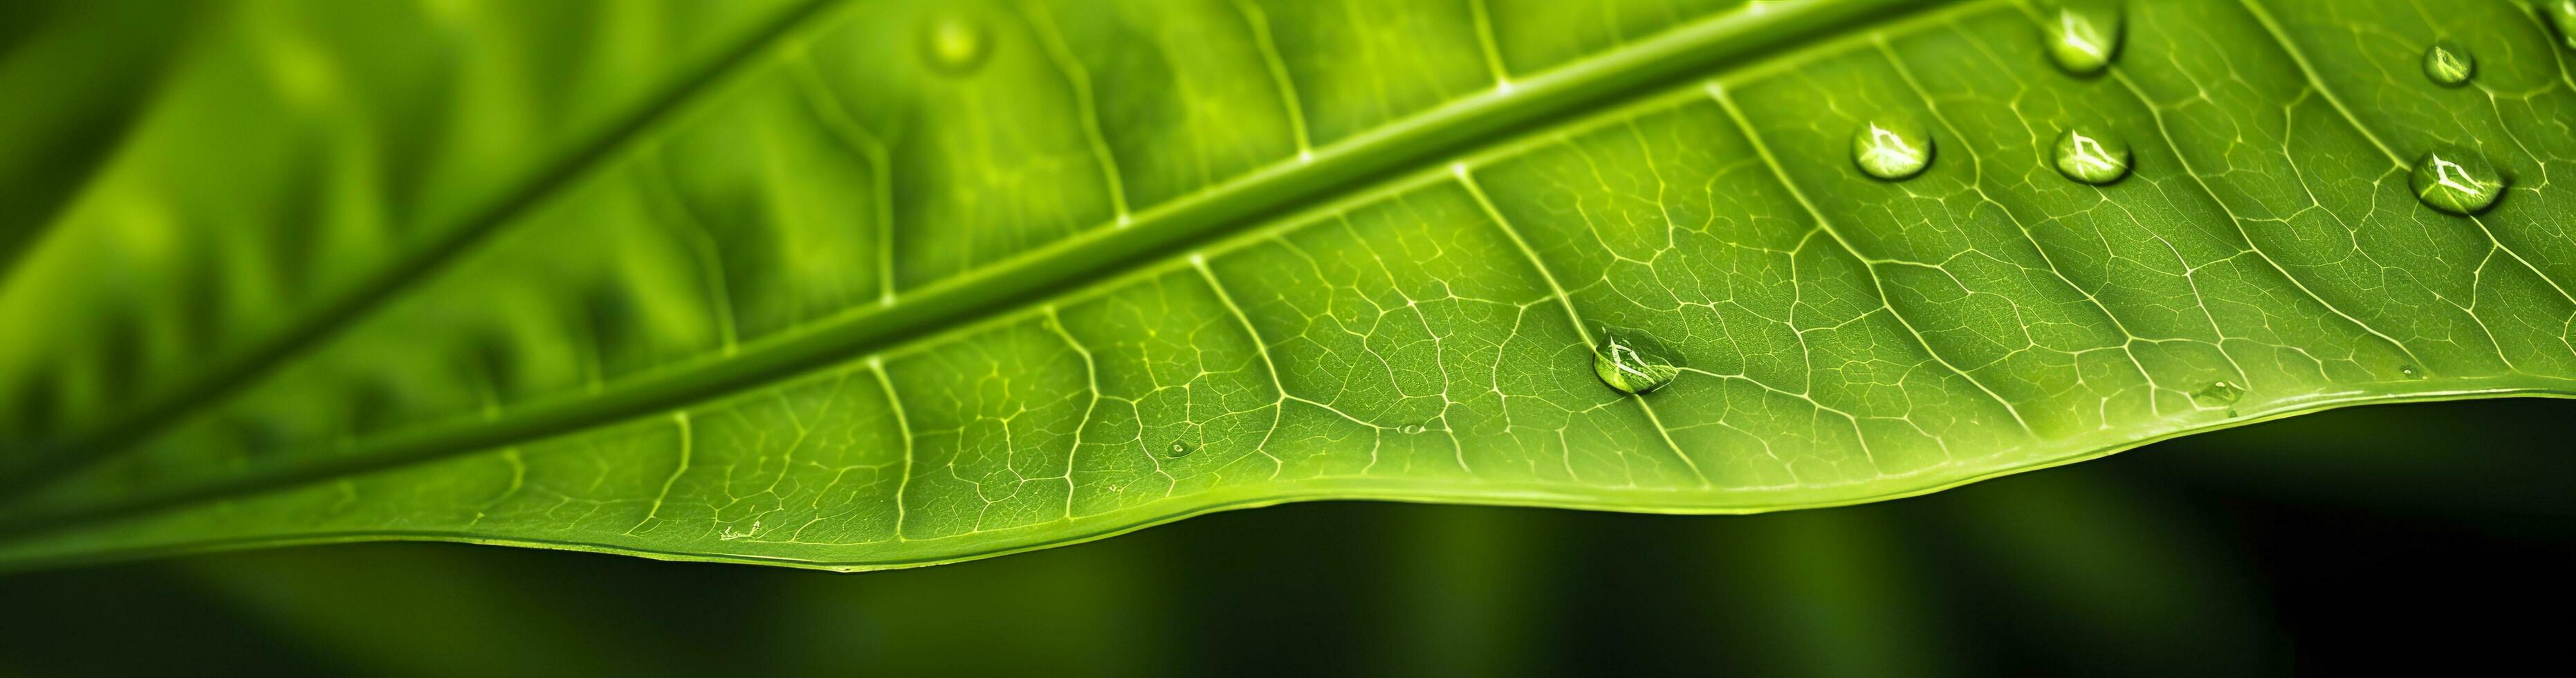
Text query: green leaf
3 0 2573 571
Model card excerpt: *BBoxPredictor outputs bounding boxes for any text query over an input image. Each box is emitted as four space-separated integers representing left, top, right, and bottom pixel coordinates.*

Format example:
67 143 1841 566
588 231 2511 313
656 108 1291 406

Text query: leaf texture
2 0 2573 570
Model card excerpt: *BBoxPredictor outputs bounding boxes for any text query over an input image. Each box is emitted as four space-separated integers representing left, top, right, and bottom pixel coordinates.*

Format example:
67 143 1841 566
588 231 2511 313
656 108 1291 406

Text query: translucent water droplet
2191 381 2243 407
2051 126 2133 185
1398 424 1428 434
1165 441 1194 458
1593 331 1680 395
919 12 990 76
2400 365 2423 379
1850 118 1933 181
2045 1 2124 75
2421 39 2474 87
2546 1 2576 51
2410 145 2506 215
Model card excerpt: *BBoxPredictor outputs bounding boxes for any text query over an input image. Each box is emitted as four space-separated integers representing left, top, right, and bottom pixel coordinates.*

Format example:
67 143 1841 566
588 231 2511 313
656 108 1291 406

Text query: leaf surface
3 0 2573 570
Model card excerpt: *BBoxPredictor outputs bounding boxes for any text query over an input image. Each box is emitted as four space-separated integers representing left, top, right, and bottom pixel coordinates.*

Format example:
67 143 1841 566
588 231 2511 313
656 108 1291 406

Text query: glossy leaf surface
3 0 2574 570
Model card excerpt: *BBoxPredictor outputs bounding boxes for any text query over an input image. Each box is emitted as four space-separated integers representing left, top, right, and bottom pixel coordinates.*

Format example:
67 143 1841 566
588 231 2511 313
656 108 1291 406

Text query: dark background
3 398 2569 677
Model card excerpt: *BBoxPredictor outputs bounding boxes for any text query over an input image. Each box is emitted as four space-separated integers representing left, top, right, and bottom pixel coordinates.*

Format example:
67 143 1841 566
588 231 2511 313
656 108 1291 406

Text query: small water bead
919 12 990 76
2548 1 2576 51
1398 424 1428 434
2409 145 2507 215
2051 127 2133 185
2421 39 2474 88
1592 331 1680 395
2191 381 2244 407
1165 441 1194 458
2400 365 2424 379
1850 118 1933 181
2045 0 2124 75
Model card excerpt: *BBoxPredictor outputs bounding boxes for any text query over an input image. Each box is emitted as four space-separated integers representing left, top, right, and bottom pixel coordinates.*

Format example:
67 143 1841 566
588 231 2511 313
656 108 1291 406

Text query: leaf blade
3 0 2573 571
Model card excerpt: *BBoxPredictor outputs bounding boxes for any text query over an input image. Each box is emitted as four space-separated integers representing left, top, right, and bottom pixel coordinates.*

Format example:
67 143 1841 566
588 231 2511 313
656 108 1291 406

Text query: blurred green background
3 398 2568 677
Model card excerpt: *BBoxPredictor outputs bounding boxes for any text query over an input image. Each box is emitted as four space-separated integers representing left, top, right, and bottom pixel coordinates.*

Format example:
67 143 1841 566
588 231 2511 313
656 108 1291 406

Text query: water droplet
1850 118 1933 181
2045 1 2124 75
2191 381 2243 407
2410 145 2506 215
2421 39 2474 87
2400 365 2423 379
2547 1 2576 51
919 12 990 76
2051 126 2133 185
1165 441 1193 458
1398 424 1428 434
1593 331 1680 395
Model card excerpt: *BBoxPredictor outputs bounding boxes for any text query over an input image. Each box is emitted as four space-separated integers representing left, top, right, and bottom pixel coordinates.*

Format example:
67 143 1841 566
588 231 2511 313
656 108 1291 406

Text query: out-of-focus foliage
3 0 2576 570
3 399 2571 676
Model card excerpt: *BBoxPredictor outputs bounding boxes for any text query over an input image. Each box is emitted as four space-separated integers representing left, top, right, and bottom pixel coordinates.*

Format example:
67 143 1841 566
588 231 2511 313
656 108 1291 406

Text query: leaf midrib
6 0 860 490
0 0 1953 531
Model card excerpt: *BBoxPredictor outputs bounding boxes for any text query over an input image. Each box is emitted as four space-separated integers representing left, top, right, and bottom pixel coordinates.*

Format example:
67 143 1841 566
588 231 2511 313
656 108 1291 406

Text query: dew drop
2400 365 2424 379
2409 145 2506 215
1850 118 1933 181
2051 126 2133 185
1593 331 1680 395
1399 424 1428 434
1165 441 1194 458
2191 381 2243 407
2045 0 2124 75
2547 1 2576 51
2421 39 2475 88
919 12 990 76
